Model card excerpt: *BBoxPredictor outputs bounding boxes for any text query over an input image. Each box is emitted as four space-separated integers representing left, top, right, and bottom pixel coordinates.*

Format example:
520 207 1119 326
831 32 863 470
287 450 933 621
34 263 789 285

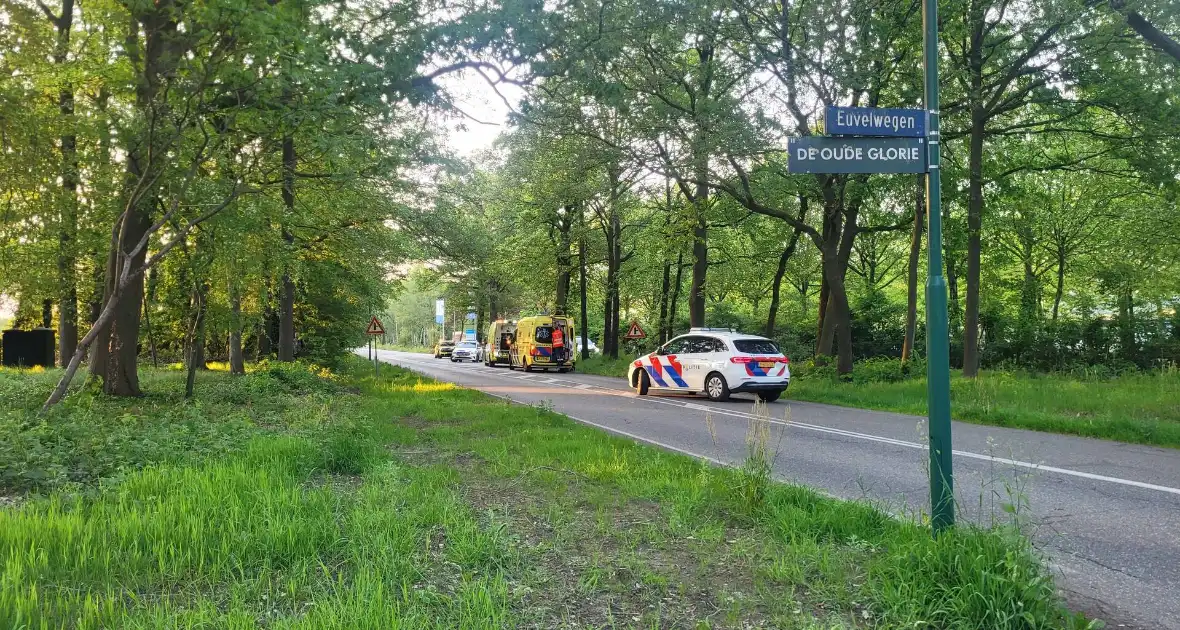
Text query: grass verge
0 358 1093 628
789 363 1180 449
576 354 639 378
376 342 434 353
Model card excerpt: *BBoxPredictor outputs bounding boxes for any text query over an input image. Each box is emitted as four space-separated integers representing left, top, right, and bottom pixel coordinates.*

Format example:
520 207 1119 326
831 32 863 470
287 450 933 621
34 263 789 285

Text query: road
368 349 1180 629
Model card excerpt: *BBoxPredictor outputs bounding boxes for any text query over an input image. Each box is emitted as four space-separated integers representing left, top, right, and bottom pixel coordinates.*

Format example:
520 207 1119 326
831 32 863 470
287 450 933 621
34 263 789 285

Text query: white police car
627 328 790 402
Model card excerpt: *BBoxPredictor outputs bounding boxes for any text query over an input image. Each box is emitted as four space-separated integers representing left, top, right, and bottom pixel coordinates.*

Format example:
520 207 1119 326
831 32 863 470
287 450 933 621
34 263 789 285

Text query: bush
793 357 925 384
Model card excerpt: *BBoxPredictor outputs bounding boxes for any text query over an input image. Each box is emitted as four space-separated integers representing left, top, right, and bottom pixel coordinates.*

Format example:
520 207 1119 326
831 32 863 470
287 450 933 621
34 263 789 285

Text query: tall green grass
0 359 1094 628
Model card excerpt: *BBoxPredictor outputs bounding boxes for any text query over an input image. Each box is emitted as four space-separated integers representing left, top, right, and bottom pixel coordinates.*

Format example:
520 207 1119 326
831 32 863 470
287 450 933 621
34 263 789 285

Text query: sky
434 69 526 158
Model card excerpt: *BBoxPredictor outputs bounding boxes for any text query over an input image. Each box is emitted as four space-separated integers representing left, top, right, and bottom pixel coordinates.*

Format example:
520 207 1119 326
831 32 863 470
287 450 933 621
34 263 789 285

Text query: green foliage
0 362 345 494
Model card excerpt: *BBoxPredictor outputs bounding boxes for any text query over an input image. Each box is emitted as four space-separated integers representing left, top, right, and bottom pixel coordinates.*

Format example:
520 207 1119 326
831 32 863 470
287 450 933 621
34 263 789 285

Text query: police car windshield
733 339 780 355
456 342 477 348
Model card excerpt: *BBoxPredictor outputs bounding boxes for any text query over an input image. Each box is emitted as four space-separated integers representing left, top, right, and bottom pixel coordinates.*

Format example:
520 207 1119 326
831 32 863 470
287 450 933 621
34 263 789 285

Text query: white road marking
374 351 1180 497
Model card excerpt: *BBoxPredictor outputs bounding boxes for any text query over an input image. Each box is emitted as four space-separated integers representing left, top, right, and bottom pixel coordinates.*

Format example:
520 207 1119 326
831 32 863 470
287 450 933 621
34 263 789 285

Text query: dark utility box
2 328 56 367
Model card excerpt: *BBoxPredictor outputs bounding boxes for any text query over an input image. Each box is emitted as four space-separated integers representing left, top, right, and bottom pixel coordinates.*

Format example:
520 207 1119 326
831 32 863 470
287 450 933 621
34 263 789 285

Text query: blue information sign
788 137 926 174
824 106 925 138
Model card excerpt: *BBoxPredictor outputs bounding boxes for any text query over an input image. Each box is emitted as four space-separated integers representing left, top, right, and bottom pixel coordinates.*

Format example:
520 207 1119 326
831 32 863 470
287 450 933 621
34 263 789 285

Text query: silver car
450 341 480 363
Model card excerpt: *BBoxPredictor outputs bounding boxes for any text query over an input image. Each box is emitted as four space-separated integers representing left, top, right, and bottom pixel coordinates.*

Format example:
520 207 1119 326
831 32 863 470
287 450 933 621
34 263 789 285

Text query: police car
627 328 790 402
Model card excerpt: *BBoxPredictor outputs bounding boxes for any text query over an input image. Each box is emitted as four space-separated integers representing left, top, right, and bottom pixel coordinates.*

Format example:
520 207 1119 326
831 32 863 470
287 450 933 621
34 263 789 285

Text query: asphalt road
368 349 1180 629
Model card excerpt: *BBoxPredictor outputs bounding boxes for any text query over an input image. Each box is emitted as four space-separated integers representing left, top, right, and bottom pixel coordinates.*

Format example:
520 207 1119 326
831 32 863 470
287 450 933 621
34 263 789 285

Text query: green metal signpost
922 0 955 535
792 0 955 536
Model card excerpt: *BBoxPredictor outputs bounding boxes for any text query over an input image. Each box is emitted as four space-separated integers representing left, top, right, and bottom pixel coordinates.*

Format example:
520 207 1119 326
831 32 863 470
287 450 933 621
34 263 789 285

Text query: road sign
466 312 476 321
463 328 476 341
624 321 646 340
788 137 926 174
435 299 445 325
366 316 386 335
824 106 925 137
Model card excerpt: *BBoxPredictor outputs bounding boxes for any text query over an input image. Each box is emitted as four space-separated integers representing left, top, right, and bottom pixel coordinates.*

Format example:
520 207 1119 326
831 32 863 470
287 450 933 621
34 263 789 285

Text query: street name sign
787 136 925 174
824 106 925 137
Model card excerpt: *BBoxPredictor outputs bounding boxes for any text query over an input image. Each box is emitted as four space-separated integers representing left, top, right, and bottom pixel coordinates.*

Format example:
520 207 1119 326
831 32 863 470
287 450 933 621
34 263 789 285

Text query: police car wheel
635 370 650 396
705 373 730 402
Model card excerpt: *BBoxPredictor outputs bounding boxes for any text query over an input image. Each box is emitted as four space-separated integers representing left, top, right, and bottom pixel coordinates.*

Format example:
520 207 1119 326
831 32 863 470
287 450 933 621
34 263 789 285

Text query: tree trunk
668 252 684 342
488 279 500 321
815 277 829 354
229 284 245 375
555 207 572 313
143 290 158 369
902 174 925 362
1118 287 1135 362
1051 246 1066 323
42 0 79 366
258 273 273 358
963 108 984 377
185 282 208 398
579 216 590 360
278 135 296 362
798 277 810 317
963 8 985 378
90 8 183 396
765 197 806 338
817 251 855 375
93 192 152 395
658 254 672 342
946 244 961 334
814 187 839 356
689 184 708 328
604 243 619 359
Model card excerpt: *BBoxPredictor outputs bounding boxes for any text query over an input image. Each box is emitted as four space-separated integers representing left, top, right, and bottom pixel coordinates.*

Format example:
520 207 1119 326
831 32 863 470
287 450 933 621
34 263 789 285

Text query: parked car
451 341 480 363
627 328 789 402
433 339 455 359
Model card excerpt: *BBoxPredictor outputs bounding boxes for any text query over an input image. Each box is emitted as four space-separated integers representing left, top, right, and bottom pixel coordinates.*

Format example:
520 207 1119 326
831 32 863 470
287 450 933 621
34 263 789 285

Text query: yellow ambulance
484 319 517 367
509 315 577 373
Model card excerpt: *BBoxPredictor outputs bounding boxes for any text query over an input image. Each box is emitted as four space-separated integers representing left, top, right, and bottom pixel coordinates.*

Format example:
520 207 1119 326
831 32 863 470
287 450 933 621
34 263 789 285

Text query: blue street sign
788 136 926 174
435 315 444 325
466 312 477 321
824 106 925 138
463 328 476 340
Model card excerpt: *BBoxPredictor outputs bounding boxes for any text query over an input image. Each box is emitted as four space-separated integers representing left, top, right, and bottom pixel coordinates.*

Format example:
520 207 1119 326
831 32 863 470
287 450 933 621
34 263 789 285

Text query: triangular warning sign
366 316 386 335
624 320 646 339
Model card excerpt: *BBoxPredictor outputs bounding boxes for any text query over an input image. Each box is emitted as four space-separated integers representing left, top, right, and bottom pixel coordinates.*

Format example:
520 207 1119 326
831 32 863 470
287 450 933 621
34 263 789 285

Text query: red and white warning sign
624 320 646 340
365 316 386 335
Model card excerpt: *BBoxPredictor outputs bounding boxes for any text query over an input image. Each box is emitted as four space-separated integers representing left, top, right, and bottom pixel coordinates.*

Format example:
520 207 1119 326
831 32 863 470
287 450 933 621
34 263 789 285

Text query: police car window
681 336 711 353
663 338 689 354
734 339 780 354
703 337 727 353
535 327 554 343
